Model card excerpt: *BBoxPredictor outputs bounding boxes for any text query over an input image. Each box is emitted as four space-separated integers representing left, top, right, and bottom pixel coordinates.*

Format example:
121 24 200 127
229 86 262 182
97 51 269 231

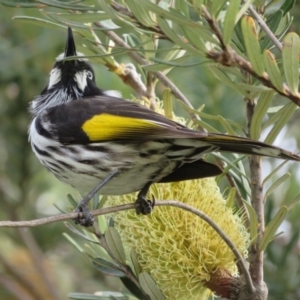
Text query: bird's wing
44 96 206 144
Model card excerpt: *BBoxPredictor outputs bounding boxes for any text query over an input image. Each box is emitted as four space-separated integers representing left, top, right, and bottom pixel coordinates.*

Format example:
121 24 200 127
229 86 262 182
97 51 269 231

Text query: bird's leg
135 182 155 215
74 170 120 227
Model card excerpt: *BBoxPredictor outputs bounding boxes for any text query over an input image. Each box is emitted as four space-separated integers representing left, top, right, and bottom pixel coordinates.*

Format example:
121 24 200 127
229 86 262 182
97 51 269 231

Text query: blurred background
0 3 300 300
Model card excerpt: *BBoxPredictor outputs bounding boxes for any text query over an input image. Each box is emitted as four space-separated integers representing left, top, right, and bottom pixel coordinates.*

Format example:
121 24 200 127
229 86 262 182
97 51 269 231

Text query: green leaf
138 272 165 300
130 249 141 276
280 0 296 16
13 16 67 30
263 159 289 185
156 16 201 55
250 91 274 140
287 193 300 211
38 0 98 11
223 0 241 45
125 0 154 27
179 25 207 53
226 187 236 208
216 115 238 135
208 66 248 96
120 277 147 300
45 11 111 23
236 0 255 22
64 222 99 244
132 0 195 26
242 200 258 243
92 257 125 277
282 32 300 95
210 0 227 17
193 119 219 133
241 16 264 76
174 0 189 17
264 173 291 200
263 50 284 92
105 227 126 264
63 233 84 253
0 0 44 7
261 10 283 51
259 206 288 251
162 88 173 120
264 102 297 144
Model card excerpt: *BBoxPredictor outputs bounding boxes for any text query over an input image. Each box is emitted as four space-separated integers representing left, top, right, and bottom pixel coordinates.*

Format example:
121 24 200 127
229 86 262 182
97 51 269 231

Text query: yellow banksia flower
106 178 250 300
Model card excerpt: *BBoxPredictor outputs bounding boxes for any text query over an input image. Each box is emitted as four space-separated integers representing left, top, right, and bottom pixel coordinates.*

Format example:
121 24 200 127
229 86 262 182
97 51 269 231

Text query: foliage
0 0 300 299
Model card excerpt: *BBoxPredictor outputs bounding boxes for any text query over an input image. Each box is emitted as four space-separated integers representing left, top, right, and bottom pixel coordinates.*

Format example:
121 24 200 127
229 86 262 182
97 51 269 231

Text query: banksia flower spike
106 178 250 299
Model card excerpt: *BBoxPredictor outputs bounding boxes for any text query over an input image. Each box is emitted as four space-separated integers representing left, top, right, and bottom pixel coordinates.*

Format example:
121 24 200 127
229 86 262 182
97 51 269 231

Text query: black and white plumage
29 28 300 226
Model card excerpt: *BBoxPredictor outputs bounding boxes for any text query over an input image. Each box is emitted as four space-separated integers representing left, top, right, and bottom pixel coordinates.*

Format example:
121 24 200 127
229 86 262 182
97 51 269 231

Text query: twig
246 100 266 293
247 4 282 51
0 200 255 295
202 9 300 107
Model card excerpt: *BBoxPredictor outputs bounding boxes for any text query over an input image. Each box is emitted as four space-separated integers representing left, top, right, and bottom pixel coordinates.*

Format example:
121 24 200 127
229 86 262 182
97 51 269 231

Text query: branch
202 7 300 107
0 200 255 295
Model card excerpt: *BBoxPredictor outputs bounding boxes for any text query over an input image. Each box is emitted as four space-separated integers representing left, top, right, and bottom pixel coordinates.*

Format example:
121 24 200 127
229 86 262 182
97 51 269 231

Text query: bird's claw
135 194 155 215
74 204 94 227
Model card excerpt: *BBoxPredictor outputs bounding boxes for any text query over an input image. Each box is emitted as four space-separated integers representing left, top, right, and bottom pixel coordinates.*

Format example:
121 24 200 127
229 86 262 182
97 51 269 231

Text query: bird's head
30 27 114 116
45 27 99 97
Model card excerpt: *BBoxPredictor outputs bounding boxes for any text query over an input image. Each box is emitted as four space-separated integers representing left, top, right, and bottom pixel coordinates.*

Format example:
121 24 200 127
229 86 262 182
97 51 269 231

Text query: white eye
86 71 93 80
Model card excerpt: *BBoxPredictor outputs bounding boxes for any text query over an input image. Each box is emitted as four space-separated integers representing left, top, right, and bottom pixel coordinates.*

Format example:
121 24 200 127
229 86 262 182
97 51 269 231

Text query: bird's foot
74 204 94 227
135 194 155 215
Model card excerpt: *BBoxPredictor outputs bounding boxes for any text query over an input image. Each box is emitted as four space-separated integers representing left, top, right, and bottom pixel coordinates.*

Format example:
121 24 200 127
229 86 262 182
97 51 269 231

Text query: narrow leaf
211 0 227 17
130 249 141 276
282 32 300 95
250 91 274 140
287 193 300 211
263 50 284 92
259 206 288 251
216 115 238 135
236 0 255 23
120 277 146 300
45 11 111 23
125 1 154 27
242 200 258 243
64 222 99 244
156 16 201 55
139 272 165 300
105 227 126 264
226 188 236 208
265 102 297 144
263 160 289 184
162 88 173 120
13 16 66 30
223 0 241 45
264 173 291 200
241 16 264 75
209 66 248 96
92 257 125 277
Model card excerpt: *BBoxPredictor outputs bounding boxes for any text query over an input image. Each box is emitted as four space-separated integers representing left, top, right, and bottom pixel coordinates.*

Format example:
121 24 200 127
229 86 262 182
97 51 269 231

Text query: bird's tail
201 133 300 161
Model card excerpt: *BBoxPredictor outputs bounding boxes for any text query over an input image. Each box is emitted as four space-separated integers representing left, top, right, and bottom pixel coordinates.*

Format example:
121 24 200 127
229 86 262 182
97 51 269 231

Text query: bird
29 27 300 226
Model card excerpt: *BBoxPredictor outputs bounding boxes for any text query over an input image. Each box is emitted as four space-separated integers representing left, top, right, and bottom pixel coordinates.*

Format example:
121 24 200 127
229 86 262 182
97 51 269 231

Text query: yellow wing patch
82 113 163 141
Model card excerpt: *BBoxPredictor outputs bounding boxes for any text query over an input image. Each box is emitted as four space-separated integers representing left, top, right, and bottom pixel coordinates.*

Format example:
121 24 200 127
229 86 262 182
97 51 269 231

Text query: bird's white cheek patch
48 68 61 89
74 71 88 92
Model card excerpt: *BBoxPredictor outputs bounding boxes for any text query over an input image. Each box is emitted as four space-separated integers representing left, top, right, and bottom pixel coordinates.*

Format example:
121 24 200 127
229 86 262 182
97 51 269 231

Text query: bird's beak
64 27 77 58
